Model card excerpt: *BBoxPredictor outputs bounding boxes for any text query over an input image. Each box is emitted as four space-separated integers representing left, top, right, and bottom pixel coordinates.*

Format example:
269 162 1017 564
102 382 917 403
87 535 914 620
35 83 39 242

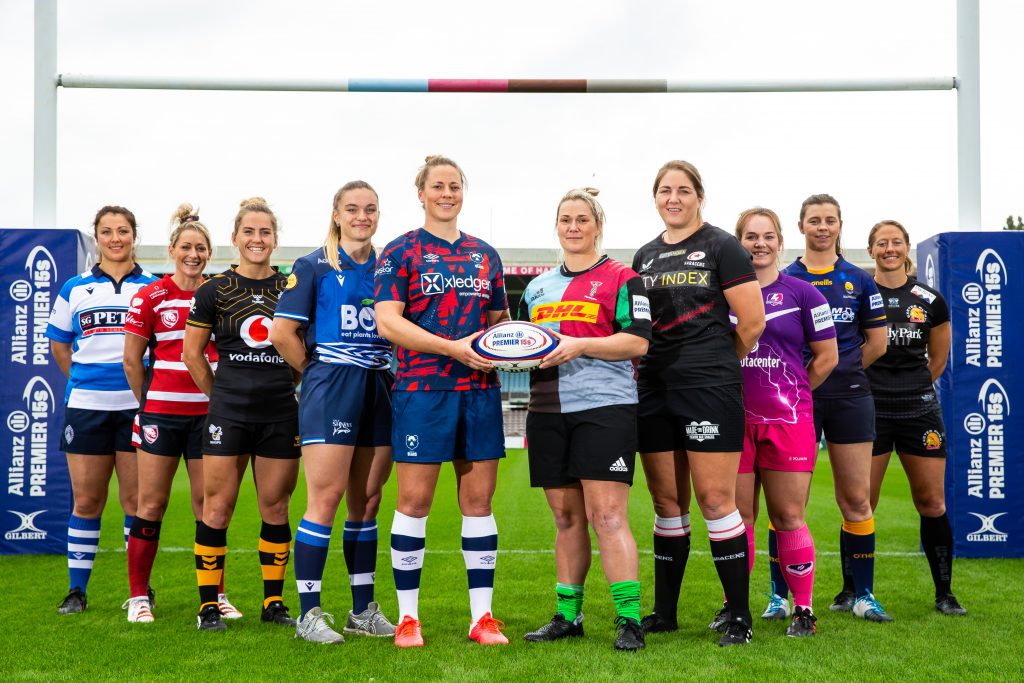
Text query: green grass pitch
3 450 1021 682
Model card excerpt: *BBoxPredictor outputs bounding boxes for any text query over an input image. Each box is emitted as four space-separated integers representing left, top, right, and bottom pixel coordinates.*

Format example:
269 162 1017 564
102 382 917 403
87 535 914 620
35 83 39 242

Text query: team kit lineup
45 155 966 652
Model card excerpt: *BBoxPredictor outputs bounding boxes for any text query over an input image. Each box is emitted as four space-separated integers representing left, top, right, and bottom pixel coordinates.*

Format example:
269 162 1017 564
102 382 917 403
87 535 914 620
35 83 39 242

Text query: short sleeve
858 274 887 329
717 237 756 290
123 289 154 340
187 279 217 329
45 277 77 343
488 249 508 312
373 244 408 304
614 275 653 340
801 284 836 342
275 257 317 323
931 291 950 326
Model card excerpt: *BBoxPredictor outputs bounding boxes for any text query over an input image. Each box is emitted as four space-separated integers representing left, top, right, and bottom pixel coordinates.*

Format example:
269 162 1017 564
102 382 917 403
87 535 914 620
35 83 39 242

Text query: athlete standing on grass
121 205 241 624
866 220 966 616
520 188 651 651
270 181 397 644
731 208 837 637
184 197 299 632
781 194 891 622
633 161 765 646
48 205 157 615
375 155 510 648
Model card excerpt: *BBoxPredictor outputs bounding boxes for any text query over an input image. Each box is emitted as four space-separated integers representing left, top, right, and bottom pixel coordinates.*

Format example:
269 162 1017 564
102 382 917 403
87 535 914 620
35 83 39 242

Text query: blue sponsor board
0 228 93 554
918 231 1022 558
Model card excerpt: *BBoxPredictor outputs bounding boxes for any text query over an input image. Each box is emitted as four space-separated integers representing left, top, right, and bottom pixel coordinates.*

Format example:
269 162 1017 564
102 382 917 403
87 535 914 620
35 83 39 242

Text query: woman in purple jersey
633 161 765 646
866 220 965 616
732 208 837 637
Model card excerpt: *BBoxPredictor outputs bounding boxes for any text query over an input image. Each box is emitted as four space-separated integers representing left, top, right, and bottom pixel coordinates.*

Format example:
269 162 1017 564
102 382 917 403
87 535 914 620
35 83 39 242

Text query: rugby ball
472 321 559 373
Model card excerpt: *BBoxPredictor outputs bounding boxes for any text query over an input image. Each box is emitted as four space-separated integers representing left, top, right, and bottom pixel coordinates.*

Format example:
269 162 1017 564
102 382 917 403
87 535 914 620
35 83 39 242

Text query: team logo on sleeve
632 295 651 320
240 315 273 348
766 292 784 307
286 273 298 289
811 303 834 331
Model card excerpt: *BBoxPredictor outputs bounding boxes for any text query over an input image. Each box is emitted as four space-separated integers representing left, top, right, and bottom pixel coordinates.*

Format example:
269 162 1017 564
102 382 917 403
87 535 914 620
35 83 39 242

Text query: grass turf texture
3 450 1021 682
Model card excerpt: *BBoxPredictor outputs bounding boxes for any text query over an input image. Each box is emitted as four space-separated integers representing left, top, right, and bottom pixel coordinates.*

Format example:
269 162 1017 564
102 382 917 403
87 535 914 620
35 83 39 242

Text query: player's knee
914 493 945 518
588 507 626 536
137 498 168 520
550 506 585 532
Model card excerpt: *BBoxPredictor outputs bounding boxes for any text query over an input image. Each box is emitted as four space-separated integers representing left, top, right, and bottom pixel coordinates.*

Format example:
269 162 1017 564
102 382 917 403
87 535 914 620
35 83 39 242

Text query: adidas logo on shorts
609 457 629 472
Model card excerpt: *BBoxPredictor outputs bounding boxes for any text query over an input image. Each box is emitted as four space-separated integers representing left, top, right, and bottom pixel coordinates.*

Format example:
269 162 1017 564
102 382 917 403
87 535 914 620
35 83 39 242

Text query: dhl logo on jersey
531 301 600 323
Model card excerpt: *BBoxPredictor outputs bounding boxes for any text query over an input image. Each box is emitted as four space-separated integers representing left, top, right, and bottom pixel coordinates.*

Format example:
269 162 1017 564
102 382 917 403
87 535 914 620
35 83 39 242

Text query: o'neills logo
963 379 1008 500
8 377 55 497
966 512 1008 543
9 246 56 366
4 509 47 541
963 248 1006 368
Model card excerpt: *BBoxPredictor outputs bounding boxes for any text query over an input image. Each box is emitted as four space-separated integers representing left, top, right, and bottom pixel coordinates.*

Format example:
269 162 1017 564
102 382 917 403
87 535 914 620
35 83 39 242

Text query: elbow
268 322 287 350
634 339 650 358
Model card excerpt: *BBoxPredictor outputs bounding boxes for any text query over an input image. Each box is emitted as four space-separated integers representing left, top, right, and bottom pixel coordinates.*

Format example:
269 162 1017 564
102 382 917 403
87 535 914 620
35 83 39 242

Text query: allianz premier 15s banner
0 228 93 554
918 231 1023 558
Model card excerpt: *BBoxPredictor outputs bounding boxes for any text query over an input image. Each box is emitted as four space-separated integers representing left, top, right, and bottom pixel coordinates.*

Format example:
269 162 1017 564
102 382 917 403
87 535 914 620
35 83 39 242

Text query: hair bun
424 155 443 164
581 187 600 197
240 196 269 209
172 202 197 223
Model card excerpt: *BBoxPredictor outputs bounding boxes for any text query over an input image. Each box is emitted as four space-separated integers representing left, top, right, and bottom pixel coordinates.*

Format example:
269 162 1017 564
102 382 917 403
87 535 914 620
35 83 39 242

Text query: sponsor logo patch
966 512 1008 543
531 301 600 323
632 295 651 320
285 273 298 289
685 420 719 442
869 293 884 310
4 510 47 541
811 303 834 331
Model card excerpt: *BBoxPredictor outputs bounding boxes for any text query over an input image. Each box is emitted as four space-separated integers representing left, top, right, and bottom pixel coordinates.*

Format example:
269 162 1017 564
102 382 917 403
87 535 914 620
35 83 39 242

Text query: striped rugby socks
462 514 498 624
294 518 331 616
391 511 427 620
652 514 690 620
344 519 378 615
67 514 101 593
707 510 750 622
258 521 292 608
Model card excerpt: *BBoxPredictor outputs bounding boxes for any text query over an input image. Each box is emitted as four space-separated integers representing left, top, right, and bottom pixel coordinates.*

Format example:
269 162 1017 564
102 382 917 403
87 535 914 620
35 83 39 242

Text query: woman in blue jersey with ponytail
271 181 397 644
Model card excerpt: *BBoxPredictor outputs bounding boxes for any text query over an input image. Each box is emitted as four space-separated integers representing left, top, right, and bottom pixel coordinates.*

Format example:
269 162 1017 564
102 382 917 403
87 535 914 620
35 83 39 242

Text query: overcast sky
1 0 1021 260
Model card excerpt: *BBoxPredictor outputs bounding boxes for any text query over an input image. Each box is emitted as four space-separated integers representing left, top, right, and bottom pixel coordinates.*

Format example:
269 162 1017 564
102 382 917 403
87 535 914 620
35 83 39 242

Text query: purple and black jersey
732 274 836 424
867 278 948 418
784 256 886 398
374 228 508 392
632 223 756 389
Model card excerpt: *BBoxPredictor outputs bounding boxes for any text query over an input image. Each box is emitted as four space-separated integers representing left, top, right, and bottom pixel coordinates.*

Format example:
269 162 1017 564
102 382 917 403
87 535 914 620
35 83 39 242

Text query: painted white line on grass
99 547 928 558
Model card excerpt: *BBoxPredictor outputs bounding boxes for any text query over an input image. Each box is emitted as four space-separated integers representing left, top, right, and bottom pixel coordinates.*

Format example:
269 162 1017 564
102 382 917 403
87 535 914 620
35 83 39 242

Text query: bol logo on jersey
240 315 273 348
340 305 377 332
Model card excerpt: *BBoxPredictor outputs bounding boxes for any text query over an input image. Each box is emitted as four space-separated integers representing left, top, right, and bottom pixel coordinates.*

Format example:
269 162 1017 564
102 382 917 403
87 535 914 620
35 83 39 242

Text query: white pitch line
98 547 928 558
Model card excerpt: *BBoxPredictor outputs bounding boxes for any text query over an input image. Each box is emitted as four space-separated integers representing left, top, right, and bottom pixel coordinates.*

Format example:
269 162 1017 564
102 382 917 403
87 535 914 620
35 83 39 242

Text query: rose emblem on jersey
240 315 273 348
159 310 179 328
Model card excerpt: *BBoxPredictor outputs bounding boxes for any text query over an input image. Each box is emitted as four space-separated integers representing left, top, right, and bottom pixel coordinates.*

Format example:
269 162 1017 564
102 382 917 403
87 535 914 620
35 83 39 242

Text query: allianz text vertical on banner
0 229 93 554
918 232 1022 558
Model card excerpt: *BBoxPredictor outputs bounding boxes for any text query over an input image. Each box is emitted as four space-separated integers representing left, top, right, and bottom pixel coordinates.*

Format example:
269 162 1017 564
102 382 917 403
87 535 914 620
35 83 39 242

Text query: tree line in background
1006 215 1023 230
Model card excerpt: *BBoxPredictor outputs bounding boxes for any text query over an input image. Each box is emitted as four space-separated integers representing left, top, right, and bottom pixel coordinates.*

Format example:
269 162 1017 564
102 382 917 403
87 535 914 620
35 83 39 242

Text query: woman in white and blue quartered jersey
46 205 157 615
270 181 396 643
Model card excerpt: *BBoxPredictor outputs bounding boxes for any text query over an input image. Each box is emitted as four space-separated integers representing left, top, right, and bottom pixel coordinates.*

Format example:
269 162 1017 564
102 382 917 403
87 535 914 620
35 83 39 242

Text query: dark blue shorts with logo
61 407 135 455
298 361 392 447
391 387 505 463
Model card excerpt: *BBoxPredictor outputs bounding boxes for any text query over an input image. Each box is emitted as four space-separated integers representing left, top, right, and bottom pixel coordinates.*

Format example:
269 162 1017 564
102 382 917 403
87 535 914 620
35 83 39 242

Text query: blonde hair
233 196 279 239
414 155 467 191
169 203 213 258
868 219 914 274
556 187 605 259
735 207 784 267
323 181 378 272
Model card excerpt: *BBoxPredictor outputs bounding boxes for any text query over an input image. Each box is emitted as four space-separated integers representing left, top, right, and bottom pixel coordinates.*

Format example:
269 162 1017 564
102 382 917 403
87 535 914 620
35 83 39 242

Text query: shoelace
765 594 786 611
862 594 888 614
396 617 420 637
476 615 506 633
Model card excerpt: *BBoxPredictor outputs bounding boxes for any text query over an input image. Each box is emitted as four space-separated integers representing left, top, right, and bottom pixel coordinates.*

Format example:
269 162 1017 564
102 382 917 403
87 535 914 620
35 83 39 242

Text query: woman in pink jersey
732 208 837 637
121 205 241 623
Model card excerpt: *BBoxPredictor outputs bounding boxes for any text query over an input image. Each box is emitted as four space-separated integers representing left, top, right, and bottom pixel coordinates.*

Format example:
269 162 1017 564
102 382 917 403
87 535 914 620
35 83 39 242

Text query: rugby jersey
784 256 886 398
632 223 756 389
374 228 508 391
867 277 948 418
731 274 836 424
520 256 652 413
274 247 390 369
46 263 157 410
123 275 218 416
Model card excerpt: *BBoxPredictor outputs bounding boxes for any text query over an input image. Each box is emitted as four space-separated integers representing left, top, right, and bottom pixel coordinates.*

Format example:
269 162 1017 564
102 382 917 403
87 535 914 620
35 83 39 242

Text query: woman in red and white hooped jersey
121 204 241 623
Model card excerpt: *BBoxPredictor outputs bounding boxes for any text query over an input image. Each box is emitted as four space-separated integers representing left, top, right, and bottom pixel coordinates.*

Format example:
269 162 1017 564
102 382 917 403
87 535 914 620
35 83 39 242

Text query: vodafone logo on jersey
240 315 273 348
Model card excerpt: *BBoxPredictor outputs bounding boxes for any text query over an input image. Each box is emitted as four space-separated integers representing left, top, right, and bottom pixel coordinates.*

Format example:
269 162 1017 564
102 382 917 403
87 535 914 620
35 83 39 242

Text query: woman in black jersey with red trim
866 220 966 616
632 161 765 646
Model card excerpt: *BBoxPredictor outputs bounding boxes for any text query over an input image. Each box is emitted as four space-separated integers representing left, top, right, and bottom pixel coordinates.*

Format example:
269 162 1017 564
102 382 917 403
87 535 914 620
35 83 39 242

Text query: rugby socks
127 517 161 598
745 524 756 574
610 581 641 623
555 583 585 622
652 514 690 619
194 520 228 594
258 521 292 608
707 510 751 621
920 513 954 597
195 521 227 610
839 525 855 593
391 511 427 620
462 514 498 624
344 519 378 615
67 514 101 593
777 524 815 609
294 518 332 615
123 514 134 549
767 523 790 599
842 517 876 598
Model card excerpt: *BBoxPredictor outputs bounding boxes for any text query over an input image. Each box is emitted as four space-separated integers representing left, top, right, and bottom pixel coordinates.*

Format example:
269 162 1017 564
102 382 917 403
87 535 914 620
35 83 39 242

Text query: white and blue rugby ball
472 321 559 373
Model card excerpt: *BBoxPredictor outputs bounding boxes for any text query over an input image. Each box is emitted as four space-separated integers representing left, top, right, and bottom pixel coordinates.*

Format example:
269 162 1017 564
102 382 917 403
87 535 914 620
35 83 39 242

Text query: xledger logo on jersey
240 315 272 348
419 272 490 297
686 420 719 442
966 512 1008 543
4 509 47 541
531 301 599 324
78 308 127 336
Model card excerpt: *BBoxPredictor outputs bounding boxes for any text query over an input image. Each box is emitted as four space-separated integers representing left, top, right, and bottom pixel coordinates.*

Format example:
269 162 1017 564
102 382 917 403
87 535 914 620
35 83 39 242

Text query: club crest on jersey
159 309 179 328
766 292 784 307
687 251 705 261
585 281 602 301
640 259 654 272
64 425 74 444
469 252 484 269
922 429 943 450
143 424 159 445
906 305 927 323
332 420 352 435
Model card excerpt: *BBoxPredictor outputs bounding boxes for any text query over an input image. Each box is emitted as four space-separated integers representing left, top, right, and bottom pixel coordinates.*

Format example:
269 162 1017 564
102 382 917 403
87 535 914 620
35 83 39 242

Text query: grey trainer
343 601 397 637
295 607 345 644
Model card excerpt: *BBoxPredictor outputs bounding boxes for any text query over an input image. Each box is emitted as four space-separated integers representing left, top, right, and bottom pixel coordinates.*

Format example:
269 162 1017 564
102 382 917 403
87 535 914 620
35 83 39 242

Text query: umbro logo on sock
609 457 628 472
400 555 419 565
